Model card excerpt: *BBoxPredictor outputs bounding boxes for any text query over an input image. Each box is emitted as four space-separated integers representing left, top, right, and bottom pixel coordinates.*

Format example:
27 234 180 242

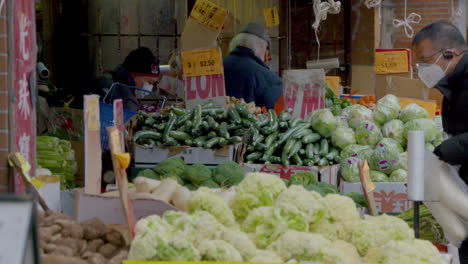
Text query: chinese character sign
13 0 36 194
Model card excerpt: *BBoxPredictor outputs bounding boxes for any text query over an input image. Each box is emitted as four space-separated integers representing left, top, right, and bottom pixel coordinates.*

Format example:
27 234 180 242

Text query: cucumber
269 156 281 164
318 157 329 166
229 136 242 144
254 142 266 151
251 128 261 144
156 123 166 131
193 136 207 147
281 152 290 167
279 121 289 129
185 120 193 133
302 133 321 144
293 154 303 166
204 137 221 149
219 138 229 146
278 110 291 122
298 149 306 156
319 138 329 156
169 131 190 141
257 115 269 127
278 123 309 145
184 139 193 146
201 102 216 109
325 148 339 161
162 113 176 141
288 140 303 158
246 152 262 162
192 105 202 132
313 143 321 155
303 159 314 167
284 139 297 154
200 121 210 131
292 129 313 139
235 104 251 118
207 116 219 130
247 145 255 152
262 126 274 135
233 129 245 137
202 107 225 116
228 109 242 124
219 122 230 139
269 109 278 131
312 155 321 164
207 131 217 139
133 130 161 143
164 136 178 146
263 143 279 161
306 143 315 159
171 106 187 116
264 131 280 148
144 117 156 126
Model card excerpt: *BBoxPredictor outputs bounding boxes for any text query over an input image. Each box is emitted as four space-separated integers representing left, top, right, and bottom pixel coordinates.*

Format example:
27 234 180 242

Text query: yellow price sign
181 48 224 77
325 76 340 95
190 0 228 32
375 49 410 74
263 7 280 27
399 97 437 118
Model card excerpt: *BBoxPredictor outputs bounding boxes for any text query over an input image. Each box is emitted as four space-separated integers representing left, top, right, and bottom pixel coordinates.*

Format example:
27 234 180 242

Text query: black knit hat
239 22 271 48
123 47 159 75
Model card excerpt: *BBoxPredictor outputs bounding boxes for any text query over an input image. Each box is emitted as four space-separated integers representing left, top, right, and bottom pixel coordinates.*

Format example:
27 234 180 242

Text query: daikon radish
425 201 467 246
171 186 191 211
438 169 468 219
151 179 178 203
134 177 161 193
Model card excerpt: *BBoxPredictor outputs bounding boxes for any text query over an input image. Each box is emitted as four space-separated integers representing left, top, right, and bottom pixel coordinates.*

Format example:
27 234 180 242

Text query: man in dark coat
412 20 468 263
223 23 283 110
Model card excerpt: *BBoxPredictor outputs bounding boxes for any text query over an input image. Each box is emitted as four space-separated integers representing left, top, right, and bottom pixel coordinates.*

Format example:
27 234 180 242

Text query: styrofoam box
340 181 413 213
135 145 235 167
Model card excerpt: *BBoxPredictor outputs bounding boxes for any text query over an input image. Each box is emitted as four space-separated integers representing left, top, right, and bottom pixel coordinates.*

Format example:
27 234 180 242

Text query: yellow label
181 48 223 77
325 76 340 95
263 7 280 27
362 161 376 193
399 97 437 118
190 0 228 32
87 97 100 131
375 50 409 74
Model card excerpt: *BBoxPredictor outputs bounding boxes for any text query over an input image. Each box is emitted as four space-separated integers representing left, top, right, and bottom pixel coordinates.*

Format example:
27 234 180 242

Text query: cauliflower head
249 250 284 263
230 173 287 222
351 214 415 256
324 194 360 222
320 240 361 264
220 228 257 260
364 239 442 264
268 230 332 261
198 240 243 262
187 187 237 227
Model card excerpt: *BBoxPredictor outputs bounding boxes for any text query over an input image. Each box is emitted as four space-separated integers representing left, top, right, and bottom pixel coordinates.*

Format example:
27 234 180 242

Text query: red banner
13 0 37 193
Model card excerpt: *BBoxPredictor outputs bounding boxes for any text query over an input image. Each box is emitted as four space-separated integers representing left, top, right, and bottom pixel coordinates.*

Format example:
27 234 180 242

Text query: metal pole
414 201 420 238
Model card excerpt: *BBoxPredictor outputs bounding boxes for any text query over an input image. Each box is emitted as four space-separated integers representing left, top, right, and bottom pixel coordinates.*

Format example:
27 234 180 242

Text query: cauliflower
198 240 243 262
249 250 283 263
220 229 257 260
181 164 212 186
134 215 171 236
230 173 287 222
351 214 415 256
153 158 187 178
320 240 361 264
268 230 331 261
167 211 225 244
187 187 237 227
242 206 306 248
275 185 327 227
128 232 165 260
364 239 442 264
213 161 245 187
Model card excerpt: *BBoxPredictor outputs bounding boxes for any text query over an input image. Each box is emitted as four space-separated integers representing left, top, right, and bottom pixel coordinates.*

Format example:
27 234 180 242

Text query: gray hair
229 33 268 59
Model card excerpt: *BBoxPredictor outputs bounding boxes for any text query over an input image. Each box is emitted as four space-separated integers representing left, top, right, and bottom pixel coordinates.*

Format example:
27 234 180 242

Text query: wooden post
374 6 381 50
359 160 378 216
84 95 102 194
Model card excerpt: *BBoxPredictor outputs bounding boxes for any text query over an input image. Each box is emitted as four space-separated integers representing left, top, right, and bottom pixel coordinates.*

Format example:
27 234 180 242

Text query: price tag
86 97 100 131
263 7 280 27
181 48 223 77
399 97 437 118
190 0 228 32
375 49 410 74
361 161 376 193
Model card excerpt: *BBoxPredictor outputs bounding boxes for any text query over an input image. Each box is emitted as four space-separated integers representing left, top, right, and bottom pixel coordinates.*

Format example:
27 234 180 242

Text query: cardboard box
134 145 236 167
318 164 340 186
340 181 413 213
75 190 177 224
375 73 413 100
351 65 376 95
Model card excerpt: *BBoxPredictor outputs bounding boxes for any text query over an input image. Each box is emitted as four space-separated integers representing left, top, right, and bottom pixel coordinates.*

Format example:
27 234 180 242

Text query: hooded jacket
434 52 468 184
223 46 283 109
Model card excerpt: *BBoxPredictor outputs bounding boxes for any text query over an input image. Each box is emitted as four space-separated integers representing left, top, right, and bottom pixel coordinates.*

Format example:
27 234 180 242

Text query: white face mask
417 54 452 88
135 82 153 99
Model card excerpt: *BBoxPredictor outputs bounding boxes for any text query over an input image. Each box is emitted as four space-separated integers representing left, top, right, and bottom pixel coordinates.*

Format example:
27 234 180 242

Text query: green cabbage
373 95 401 125
331 127 357 150
377 138 404 153
370 170 389 182
382 120 406 147
398 152 408 170
400 103 429 123
369 145 401 175
403 118 438 143
340 144 373 160
389 169 407 182
355 121 383 146
348 105 374 129
340 157 362 183
310 109 337 137
335 115 349 128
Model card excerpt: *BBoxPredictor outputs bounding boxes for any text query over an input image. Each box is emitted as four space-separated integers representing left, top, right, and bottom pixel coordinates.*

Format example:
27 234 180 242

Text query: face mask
135 82 153 99
417 54 452 88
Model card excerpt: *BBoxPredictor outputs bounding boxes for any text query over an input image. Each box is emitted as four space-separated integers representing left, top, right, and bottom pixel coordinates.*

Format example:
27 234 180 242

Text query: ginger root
98 243 118 259
86 238 105 252
39 224 62 243
82 252 107 264
81 218 107 240
55 219 84 239
107 250 128 264
104 229 125 247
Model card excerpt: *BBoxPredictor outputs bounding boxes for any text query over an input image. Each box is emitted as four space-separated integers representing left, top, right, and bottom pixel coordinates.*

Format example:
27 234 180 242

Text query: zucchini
162 112 176 141
305 144 315 159
302 133 321 144
264 131 280 148
319 138 329 156
293 154 303 166
292 128 313 139
219 122 230 139
192 105 202 132
246 152 262 162
228 108 242 124
169 131 191 141
204 137 221 149
194 136 208 147
133 130 161 143
284 138 297 154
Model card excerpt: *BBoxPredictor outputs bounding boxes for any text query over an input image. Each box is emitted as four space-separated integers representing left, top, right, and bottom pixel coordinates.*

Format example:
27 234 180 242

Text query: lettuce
389 169 407 182
310 109 337 137
340 157 362 183
403 118 438 143
373 95 401 125
400 103 429 123
382 120 406 148
369 145 401 174
331 127 357 150
348 105 374 129
356 120 383 146
340 144 373 160
370 170 389 182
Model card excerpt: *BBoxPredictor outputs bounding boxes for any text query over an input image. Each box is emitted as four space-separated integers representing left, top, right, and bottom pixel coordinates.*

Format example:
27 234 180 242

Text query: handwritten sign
0 197 35 264
375 49 410 74
190 0 228 32
264 7 280 27
283 69 325 119
181 48 223 77
185 74 226 109
399 97 437 118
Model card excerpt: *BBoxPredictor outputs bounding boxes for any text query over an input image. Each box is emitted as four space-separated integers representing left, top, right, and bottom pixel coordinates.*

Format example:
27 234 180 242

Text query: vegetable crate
134 145 236 168
340 180 413 214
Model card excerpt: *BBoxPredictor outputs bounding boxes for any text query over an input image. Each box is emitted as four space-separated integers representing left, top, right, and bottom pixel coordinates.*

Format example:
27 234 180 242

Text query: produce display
325 85 353 115
226 96 262 115
399 205 447 244
136 159 244 190
128 172 442 264
39 210 128 264
133 102 253 148
243 109 341 166
336 95 443 183
37 136 78 189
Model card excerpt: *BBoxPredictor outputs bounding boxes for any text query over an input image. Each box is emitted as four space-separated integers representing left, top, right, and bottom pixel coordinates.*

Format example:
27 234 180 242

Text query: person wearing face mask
99 46 160 112
223 23 284 111
412 20 468 262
